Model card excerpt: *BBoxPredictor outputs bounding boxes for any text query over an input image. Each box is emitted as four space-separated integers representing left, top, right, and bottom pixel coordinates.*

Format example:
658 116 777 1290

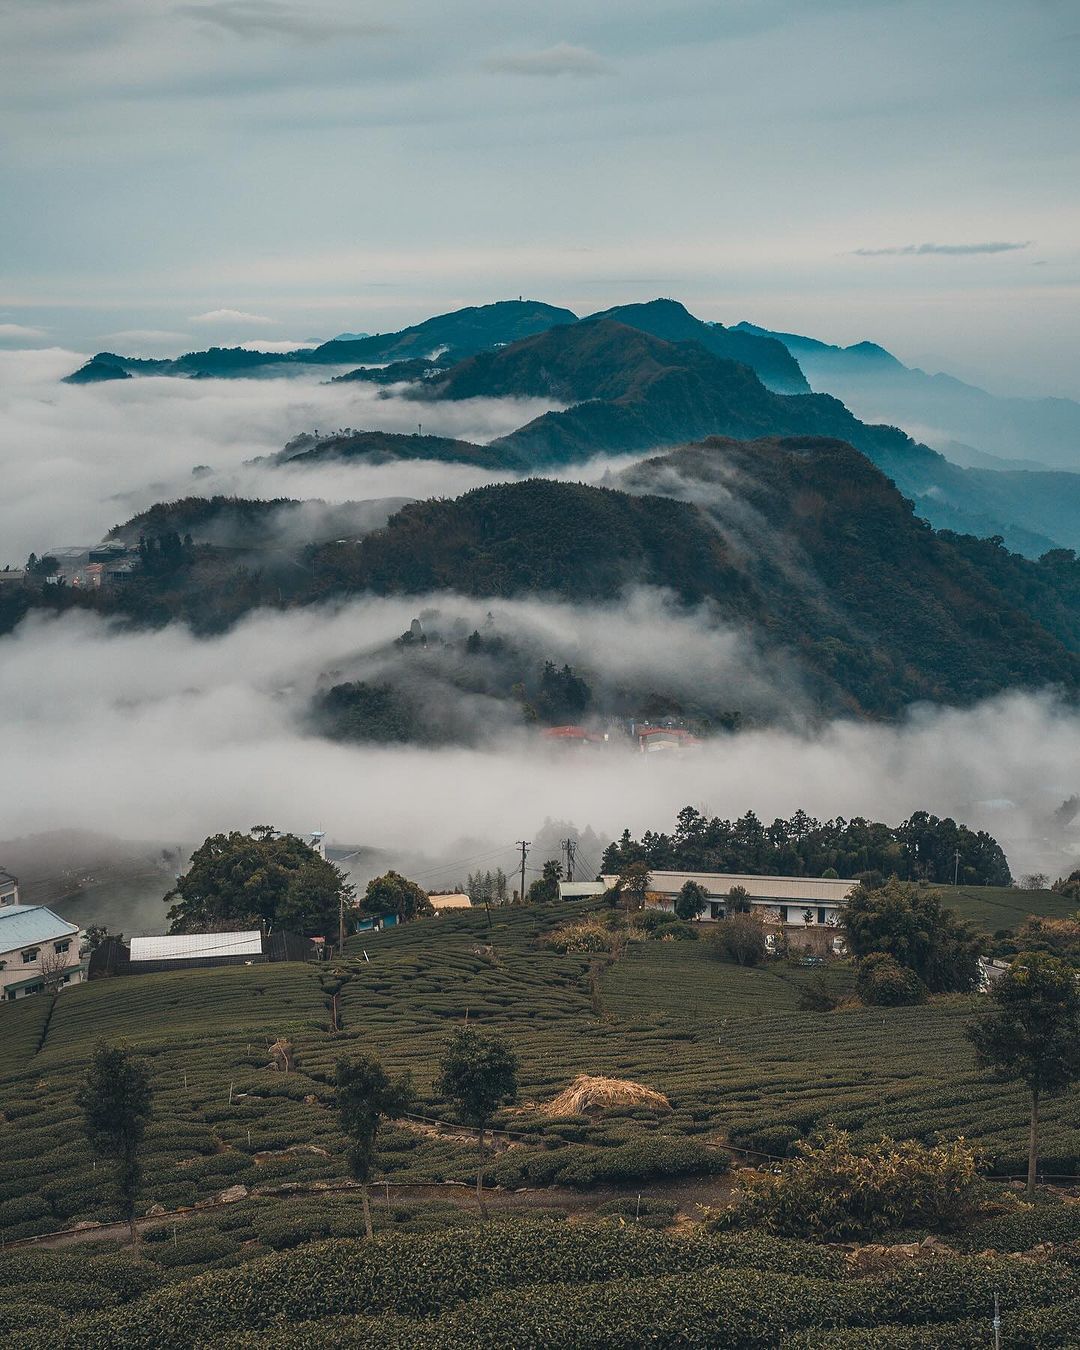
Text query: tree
435 1027 519 1217
726 884 752 914
334 1054 413 1239
38 944 76 994
841 878 981 993
76 1043 153 1248
856 952 928 1006
675 879 708 921
708 911 768 966
614 862 651 917
1021 873 1049 891
83 925 119 954
165 826 352 940
966 953 1080 1197
527 859 563 904
720 1128 979 1240
361 871 433 923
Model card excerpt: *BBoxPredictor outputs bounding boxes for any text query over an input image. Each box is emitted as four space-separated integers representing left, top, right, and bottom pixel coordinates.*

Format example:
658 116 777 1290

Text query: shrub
959 1200 1080 1253
729 1123 802 1159
706 912 768 966
545 920 612 954
719 1128 980 1240
856 954 928 1007
660 921 699 941
148 1233 237 1270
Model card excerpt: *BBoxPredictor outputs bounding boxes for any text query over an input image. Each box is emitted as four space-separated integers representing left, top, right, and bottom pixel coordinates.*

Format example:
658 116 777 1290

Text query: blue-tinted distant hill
415 319 1074 553
586 299 808 393
63 300 578 381
64 298 806 394
735 320 1080 471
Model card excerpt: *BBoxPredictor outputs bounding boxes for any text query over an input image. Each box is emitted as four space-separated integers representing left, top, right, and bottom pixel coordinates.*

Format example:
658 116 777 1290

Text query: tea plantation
1 904 1077 1248
1 1221 1078 1347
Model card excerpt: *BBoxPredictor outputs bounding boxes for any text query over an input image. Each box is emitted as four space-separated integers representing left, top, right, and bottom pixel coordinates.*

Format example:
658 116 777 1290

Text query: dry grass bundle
542 1074 671 1116
267 1038 294 1072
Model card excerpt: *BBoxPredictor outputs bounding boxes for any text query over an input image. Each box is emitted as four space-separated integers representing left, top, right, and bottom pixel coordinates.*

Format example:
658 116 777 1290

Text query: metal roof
604 870 857 904
559 882 606 898
129 930 264 962
0 905 80 952
427 893 472 909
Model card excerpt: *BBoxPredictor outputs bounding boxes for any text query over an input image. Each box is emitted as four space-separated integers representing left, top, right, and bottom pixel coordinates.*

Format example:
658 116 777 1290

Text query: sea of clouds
2 347 1079 888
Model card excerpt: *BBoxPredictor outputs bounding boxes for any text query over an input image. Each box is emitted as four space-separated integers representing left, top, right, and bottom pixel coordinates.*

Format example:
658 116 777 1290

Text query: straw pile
543 1074 671 1116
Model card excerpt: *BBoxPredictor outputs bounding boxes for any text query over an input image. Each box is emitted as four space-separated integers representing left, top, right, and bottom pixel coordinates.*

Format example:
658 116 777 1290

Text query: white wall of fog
0 348 557 561
1 598 1078 878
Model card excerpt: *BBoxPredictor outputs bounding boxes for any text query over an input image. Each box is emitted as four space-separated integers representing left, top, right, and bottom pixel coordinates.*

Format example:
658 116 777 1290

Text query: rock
71 1220 101 1231
216 1185 248 1205
146 1204 166 1217
303 1094 319 1105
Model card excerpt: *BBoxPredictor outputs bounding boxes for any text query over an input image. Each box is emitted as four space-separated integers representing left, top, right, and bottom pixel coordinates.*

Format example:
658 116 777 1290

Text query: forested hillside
311 444 1080 714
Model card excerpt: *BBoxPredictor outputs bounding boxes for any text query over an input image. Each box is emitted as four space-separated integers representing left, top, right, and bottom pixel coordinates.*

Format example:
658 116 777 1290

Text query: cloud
0 346 558 560
103 329 192 346
853 241 1032 257
176 2 394 42
189 308 275 326
237 339 317 352
482 42 613 78
0 601 1077 900
0 323 47 341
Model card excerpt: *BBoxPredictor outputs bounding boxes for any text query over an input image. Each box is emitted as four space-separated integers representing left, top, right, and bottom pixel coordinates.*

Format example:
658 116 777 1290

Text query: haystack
543 1074 671 1116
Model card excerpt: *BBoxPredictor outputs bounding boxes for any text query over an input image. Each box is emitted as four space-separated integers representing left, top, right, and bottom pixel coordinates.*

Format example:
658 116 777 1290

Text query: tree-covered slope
272 429 507 470
416 320 1062 553
312 446 1080 714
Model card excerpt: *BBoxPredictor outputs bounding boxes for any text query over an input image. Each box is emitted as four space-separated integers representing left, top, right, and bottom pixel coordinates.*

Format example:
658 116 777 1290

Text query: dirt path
10 1173 738 1251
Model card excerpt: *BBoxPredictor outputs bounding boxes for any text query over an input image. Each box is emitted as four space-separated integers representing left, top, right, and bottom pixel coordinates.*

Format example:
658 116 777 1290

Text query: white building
0 905 84 1001
558 881 607 901
602 869 856 928
128 930 264 968
0 869 19 908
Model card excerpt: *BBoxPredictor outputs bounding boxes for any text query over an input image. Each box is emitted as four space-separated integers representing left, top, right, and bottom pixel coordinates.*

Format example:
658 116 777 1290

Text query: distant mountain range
12 437 1080 725
734 321 1080 471
60 296 1080 558
63 298 807 395
275 318 1080 555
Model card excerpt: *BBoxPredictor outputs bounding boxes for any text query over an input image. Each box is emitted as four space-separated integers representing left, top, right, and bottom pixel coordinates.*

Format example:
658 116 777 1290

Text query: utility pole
953 848 961 886
562 838 576 883
517 841 530 904
338 889 346 954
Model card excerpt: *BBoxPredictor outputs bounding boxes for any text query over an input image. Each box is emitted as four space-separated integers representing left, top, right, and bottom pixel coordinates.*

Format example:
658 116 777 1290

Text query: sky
2 0 1079 396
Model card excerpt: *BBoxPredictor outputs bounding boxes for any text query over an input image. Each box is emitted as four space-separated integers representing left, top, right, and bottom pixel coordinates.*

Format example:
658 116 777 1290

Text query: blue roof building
0 905 84 1001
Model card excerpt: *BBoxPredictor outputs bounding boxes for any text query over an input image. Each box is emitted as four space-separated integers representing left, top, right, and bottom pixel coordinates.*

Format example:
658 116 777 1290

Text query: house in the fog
0 904 84 1000
0 869 19 908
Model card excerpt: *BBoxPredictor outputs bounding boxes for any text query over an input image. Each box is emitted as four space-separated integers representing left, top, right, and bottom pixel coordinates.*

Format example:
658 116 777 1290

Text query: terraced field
0 904 1076 1248
946 884 1077 932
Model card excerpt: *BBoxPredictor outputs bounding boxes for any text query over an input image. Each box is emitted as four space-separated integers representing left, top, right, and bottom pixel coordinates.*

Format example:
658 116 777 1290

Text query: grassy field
0 903 1076 1250
945 884 1076 932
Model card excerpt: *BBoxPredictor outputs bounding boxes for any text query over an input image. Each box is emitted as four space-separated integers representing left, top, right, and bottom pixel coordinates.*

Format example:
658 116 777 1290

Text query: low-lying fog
3 345 1079 903
0 348 557 560
1 597 1078 885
